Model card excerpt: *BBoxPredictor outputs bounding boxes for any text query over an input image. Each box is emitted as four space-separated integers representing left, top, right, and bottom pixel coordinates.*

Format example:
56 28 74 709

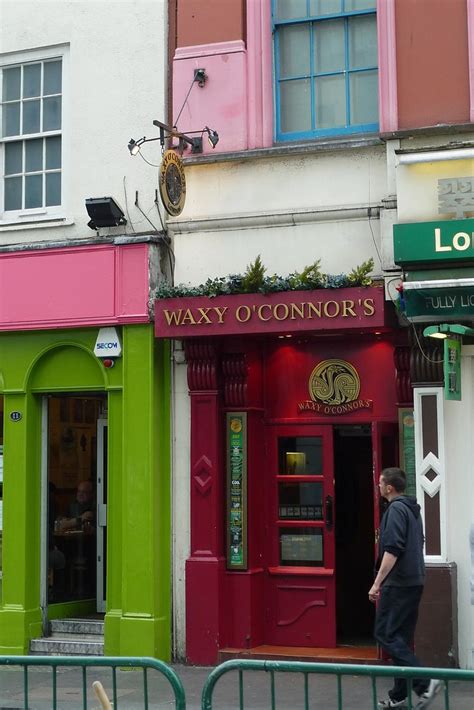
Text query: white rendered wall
0 0 167 245
444 348 474 668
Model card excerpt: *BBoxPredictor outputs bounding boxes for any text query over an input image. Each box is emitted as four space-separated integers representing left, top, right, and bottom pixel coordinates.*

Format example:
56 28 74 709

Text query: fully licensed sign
404 283 474 320
154 287 386 338
394 218 474 265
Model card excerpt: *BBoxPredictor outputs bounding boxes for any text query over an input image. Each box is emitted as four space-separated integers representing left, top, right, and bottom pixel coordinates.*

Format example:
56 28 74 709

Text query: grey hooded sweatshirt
377 495 425 587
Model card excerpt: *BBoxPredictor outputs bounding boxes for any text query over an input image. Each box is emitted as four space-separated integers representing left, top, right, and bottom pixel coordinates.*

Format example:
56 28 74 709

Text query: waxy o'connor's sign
154 287 386 338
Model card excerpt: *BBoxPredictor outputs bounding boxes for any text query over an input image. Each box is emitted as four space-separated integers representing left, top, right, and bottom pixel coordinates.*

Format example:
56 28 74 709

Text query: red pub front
155 286 407 664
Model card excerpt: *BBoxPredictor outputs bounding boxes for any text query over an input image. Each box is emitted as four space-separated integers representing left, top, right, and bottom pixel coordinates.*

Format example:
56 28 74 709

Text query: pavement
0 661 473 709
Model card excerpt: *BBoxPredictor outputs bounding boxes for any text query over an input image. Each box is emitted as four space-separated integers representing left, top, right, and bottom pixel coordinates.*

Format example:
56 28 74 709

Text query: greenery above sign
394 218 474 265
155 256 374 299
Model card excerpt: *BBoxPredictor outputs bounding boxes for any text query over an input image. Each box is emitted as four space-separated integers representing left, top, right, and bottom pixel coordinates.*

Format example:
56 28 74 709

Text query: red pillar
185 341 225 664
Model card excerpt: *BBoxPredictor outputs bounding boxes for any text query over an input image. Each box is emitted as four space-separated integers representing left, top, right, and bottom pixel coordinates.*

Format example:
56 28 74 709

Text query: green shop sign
394 218 474 265
404 284 474 320
226 412 247 570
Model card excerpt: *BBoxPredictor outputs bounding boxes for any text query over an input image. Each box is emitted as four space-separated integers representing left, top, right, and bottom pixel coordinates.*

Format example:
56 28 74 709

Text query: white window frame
0 43 69 227
414 386 447 563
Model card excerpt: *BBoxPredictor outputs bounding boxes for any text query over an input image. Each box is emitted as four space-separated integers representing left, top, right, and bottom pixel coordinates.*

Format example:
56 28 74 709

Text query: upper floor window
1 53 63 221
273 0 378 141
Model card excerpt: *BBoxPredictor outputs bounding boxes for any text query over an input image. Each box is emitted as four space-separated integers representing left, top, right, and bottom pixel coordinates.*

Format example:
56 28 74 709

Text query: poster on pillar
444 338 461 400
226 412 247 570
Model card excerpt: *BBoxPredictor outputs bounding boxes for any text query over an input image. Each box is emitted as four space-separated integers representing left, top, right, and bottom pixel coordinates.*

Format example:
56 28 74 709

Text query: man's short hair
381 467 406 493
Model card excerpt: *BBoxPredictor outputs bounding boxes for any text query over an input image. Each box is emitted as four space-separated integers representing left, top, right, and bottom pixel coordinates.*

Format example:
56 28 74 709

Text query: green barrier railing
0 655 186 709
201 659 474 710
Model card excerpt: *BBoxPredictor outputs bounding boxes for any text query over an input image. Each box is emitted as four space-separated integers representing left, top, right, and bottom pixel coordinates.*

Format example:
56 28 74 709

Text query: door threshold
218 644 379 665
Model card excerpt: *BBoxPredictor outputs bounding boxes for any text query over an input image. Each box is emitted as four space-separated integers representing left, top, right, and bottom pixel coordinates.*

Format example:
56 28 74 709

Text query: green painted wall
0 325 171 658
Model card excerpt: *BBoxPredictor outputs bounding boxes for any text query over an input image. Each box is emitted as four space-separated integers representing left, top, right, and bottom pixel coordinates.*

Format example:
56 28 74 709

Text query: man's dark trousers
374 585 429 701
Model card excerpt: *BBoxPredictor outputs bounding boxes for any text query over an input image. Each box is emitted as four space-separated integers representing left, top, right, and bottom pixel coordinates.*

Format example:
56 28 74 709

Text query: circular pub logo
309 359 360 405
159 149 186 216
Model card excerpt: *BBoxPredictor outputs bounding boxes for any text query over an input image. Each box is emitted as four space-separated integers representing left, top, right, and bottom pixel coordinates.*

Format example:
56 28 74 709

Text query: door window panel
280 527 323 566
279 436 323 475
279 481 323 520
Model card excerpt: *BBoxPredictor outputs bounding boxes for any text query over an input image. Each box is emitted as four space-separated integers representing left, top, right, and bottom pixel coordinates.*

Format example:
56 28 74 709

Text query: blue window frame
273 0 378 142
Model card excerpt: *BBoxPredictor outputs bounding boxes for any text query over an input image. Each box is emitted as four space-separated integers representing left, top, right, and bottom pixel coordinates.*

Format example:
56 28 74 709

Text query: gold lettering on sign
236 305 252 323
257 304 272 321
363 298 375 316
323 301 340 318
274 303 289 321
197 308 212 324
307 302 322 319
214 306 228 323
163 309 182 326
341 300 356 317
290 303 305 320
181 309 197 325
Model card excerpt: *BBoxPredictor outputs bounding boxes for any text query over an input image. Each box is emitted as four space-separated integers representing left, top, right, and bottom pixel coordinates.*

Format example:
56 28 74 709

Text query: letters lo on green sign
226 413 248 570
393 218 474 265
444 337 461 401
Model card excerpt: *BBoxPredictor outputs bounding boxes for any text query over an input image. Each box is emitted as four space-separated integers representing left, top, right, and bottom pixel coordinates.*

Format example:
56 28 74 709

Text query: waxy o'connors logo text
298 359 373 416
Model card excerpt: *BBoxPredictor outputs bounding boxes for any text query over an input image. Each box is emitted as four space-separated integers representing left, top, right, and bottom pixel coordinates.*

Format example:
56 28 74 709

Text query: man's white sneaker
415 679 442 708
378 698 408 708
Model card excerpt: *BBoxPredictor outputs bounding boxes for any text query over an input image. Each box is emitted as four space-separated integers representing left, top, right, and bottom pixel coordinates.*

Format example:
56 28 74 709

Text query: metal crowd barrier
0 655 186 709
201 659 474 710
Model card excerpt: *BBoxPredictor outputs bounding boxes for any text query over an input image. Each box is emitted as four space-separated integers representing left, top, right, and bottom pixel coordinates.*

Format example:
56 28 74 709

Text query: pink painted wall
0 243 150 331
173 41 248 154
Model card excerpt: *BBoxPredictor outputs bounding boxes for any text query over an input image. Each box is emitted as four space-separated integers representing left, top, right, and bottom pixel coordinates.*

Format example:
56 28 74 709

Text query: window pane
25 173 42 208
25 138 43 172
43 96 61 131
275 0 307 20
349 15 377 69
279 24 310 78
344 0 376 10
46 136 61 169
46 172 61 206
310 0 342 15
3 67 21 101
315 74 346 128
314 18 345 73
23 64 41 98
3 102 20 136
279 437 323 475
280 79 311 133
5 141 22 175
279 482 324 520
44 60 62 95
22 99 40 134
280 527 323 566
4 176 22 211
349 69 378 124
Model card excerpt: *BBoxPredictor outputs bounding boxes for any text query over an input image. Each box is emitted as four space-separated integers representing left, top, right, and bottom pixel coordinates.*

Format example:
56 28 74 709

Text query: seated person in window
57 480 95 532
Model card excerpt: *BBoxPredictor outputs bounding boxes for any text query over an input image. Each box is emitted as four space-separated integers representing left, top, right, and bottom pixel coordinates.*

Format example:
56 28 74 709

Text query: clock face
159 150 186 216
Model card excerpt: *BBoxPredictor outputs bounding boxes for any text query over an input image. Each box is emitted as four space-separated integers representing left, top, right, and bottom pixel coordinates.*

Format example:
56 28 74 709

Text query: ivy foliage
155 256 375 299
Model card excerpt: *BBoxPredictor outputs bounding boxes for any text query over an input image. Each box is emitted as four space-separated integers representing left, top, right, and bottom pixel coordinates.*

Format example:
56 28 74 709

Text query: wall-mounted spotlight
85 197 127 230
128 121 220 156
423 324 474 339
204 126 219 149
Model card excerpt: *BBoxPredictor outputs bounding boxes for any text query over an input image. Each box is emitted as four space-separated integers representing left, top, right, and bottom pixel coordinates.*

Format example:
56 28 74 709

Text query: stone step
49 618 104 636
30 638 104 656
50 631 103 641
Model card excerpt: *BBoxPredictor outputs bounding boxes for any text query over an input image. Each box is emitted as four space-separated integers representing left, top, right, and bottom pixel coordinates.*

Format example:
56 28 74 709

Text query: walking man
368 467 441 709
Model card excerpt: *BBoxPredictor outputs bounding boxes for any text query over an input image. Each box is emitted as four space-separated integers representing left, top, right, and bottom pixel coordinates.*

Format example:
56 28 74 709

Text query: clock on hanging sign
159 149 186 216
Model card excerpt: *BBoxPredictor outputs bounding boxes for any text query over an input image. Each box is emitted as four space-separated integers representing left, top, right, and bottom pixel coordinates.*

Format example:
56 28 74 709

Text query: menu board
280 532 323 565
226 413 247 570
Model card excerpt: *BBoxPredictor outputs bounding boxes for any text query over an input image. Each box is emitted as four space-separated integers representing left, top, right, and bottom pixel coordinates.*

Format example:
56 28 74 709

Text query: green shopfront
0 241 171 658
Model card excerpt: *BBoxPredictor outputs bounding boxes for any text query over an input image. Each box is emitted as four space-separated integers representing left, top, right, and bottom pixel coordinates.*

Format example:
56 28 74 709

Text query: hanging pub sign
159 149 186 216
297 359 373 415
226 412 247 570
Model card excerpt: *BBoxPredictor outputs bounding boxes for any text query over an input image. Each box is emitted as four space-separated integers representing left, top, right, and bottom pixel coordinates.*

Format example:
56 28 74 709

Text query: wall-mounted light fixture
423 324 474 339
128 120 219 157
85 197 127 230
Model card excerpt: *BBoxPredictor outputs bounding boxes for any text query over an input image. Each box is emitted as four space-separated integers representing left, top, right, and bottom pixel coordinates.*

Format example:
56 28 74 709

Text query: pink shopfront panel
0 243 150 331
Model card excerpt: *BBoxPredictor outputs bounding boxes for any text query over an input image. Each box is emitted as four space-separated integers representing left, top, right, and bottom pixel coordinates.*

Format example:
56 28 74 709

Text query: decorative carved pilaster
394 346 413 406
184 340 219 391
221 353 248 408
409 326 443 386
